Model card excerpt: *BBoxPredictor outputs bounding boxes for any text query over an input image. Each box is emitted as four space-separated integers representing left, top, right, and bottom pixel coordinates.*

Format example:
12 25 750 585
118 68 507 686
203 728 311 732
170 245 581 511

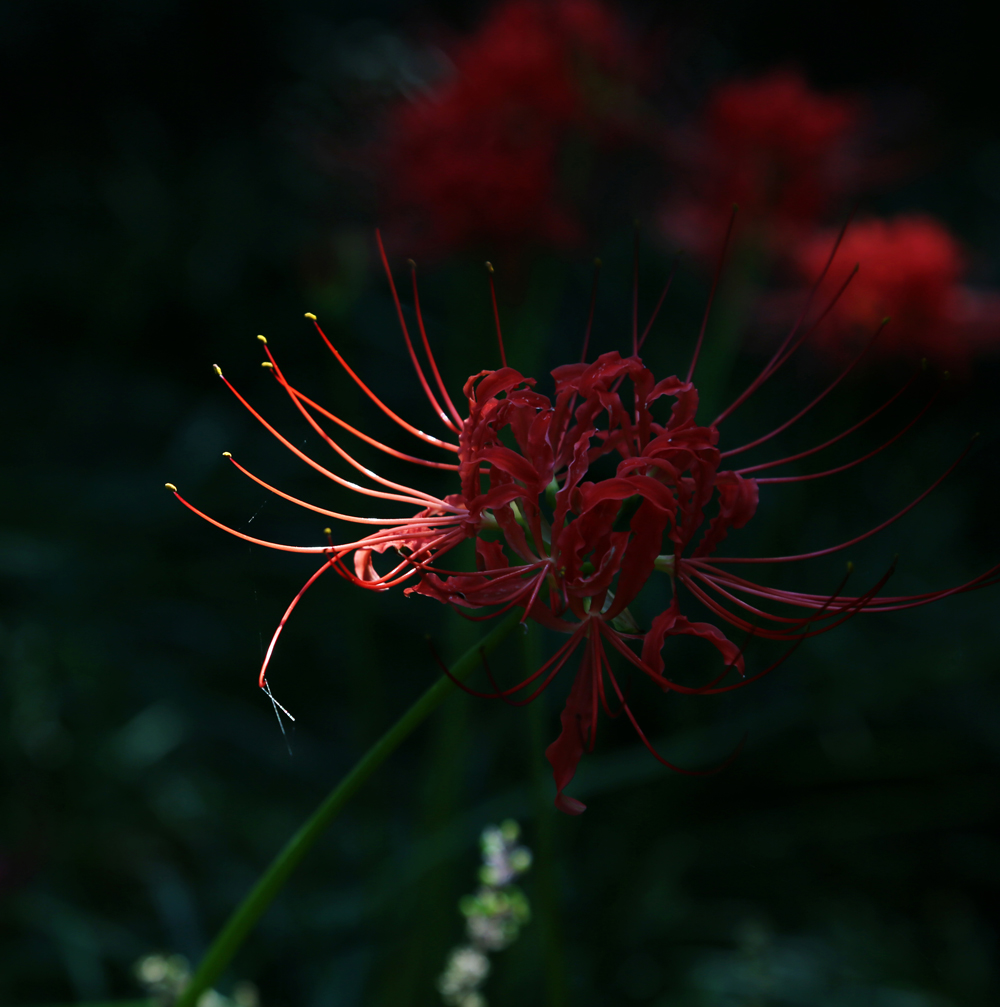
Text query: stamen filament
714 213 855 426
309 317 459 452
755 392 936 484
686 204 738 383
720 317 888 459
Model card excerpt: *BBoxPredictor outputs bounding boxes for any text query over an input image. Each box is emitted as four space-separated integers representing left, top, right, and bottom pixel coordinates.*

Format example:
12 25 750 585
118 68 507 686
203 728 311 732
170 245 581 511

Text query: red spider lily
794 214 1000 366
661 70 859 259
379 0 644 254
167 224 998 815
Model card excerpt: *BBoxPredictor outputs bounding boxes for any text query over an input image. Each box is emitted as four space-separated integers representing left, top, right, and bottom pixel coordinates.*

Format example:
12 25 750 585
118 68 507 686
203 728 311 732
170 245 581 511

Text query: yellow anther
165 483 178 492
257 334 267 344
846 561 854 574
485 261 494 273
323 527 332 536
261 361 274 369
213 364 222 376
304 312 317 320
222 451 232 458
407 258 416 268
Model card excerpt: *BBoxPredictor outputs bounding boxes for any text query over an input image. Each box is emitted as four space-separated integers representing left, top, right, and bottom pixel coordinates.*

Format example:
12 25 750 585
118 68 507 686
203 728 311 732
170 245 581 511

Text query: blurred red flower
795 215 1000 365
662 70 859 258
380 0 644 254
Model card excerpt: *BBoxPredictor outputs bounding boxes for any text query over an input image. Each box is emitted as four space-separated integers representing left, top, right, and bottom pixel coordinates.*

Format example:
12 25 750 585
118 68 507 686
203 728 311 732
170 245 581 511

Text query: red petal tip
555 794 587 815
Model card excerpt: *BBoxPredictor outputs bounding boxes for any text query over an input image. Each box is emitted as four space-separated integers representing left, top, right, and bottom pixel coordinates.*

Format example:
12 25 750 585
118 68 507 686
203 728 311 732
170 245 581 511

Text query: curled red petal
545 636 597 815
641 603 745 678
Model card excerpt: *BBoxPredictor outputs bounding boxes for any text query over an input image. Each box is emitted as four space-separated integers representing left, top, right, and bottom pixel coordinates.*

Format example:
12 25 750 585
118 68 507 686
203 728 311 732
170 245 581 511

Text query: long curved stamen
552 259 604 460
288 384 461 471
431 565 554 624
632 226 640 356
587 633 600 750
707 437 976 565
681 561 880 642
213 365 453 509
260 344 458 471
434 624 586 702
688 562 999 621
307 317 459 452
637 255 679 353
720 318 888 459
451 591 543 623
581 258 601 363
736 373 917 475
766 214 855 363
599 625 744 773
695 568 896 690
511 627 589 705
453 645 519 708
699 633 811 696
322 537 434 595
687 555 945 613
605 605 747 693
855 568 1000 611
755 392 937 484
224 453 464 524
346 523 467 558
167 487 337 553
519 565 550 623
335 555 420 592
483 640 584 712
684 567 859 628
373 230 458 432
751 263 861 380
258 557 337 687
599 622 717 695
398 561 533 597
714 214 855 426
688 569 829 622
485 262 507 368
594 634 626 719
168 483 463 569
413 555 547 584
686 204 738 384
336 528 465 560
687 562 864 610
262 357 458 503
409 260 465 428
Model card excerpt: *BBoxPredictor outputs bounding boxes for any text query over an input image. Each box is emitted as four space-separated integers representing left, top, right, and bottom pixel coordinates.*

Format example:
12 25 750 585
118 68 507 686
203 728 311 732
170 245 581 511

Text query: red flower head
662 70 859 258
381 0 643 254
794 214 1000 366
168 227 998 815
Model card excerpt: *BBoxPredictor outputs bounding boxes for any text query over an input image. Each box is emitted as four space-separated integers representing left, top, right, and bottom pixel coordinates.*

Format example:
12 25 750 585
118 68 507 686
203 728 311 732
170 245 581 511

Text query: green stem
174 611 521 1007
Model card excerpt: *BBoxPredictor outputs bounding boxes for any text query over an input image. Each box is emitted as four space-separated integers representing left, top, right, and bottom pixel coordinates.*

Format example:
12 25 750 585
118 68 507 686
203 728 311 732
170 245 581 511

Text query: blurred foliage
2 2 1000 1006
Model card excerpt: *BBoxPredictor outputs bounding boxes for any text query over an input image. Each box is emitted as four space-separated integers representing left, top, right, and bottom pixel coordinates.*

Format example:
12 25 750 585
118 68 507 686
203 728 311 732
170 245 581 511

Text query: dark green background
3 2 1000 1004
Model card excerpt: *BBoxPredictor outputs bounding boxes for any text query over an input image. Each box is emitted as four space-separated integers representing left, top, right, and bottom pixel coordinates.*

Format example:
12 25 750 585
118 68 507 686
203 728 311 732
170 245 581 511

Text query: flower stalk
173 611 521 1007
